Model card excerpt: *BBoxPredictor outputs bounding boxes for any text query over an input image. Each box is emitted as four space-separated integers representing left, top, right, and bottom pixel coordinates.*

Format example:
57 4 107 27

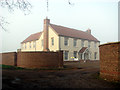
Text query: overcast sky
0 0 119 52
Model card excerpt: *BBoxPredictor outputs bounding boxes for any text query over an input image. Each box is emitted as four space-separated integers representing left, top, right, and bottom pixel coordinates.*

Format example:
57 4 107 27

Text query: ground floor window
74 51 77 58
94 52 97 60
64 51 69 60
80 53 82 59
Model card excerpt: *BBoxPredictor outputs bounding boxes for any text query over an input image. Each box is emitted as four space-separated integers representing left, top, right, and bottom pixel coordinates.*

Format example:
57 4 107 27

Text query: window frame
33 41 36 48
81 40 84 47
73 39 77 47
73 51 77 58
64 37 68 46
29 42 31 48
51 37 54 46
41 39 44 47
25 43 26 49
64 51 69 60
94 52 97 60
88 41 90 48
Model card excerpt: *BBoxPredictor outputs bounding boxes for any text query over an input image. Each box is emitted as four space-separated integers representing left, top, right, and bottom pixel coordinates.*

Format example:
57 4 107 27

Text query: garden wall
1 52 17 66
99 42 120 81
1 51 63 69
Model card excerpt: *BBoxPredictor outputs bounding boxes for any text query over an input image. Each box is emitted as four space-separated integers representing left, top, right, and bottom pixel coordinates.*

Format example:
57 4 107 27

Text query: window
88 41 90 48
94 52 97 60
80 54 83 59
64 51 69 60
29 42 31 48
64 37 68 46
81 40 84 47
51 37 54 46
33 41 36 48
94 42 96 48
74 51 77 58
41 40 43 47
73 39 77 47
25 43 26 49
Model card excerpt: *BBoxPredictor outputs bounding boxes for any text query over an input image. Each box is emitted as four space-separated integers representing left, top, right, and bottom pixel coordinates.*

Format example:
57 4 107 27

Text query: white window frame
64 37 68 46
74 51 77 58
64 51 69 60
41 39 43 47
88 41 90 48
29 42 31 48
81 40 84 47
33 41 36 48
25 43 26 49
73 39 77 47
94 42 96 48
51 37 54 46
94 52 97 60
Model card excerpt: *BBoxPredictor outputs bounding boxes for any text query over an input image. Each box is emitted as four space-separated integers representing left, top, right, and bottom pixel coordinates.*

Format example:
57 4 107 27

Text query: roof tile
50 24 99 42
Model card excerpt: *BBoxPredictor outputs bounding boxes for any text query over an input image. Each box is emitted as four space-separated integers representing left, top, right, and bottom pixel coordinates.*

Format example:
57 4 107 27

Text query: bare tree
0 16 9 31
0 0 32 13
0 0 32 31
0 0 73 31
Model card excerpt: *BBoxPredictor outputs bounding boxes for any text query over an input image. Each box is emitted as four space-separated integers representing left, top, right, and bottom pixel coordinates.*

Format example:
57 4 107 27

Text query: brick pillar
58 50 63 68
43 17 50 51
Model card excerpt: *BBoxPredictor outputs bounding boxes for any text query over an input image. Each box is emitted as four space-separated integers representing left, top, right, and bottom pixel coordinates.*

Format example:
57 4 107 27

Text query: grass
1 64 25 70
1 64 73 70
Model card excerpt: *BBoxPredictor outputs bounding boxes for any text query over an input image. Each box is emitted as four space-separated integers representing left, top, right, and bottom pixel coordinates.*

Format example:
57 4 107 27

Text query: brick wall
1 52 17 66
17 51 63 69
1 51 63 69
99 42 120 81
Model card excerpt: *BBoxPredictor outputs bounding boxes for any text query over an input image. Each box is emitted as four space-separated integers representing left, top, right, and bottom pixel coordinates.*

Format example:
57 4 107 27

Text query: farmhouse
21 18 100 61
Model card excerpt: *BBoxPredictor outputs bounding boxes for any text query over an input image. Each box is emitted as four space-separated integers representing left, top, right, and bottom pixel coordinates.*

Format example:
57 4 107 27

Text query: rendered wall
99 42 120 81
60 36 100 60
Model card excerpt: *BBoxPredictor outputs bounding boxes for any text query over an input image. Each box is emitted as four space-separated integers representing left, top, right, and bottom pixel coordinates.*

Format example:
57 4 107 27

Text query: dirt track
2 61 120 89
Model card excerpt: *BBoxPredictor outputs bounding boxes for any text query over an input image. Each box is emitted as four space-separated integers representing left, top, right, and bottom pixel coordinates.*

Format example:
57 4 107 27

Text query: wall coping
99 41 120 47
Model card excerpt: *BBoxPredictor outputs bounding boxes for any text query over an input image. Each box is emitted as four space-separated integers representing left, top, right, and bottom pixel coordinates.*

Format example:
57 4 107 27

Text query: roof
21 32 42 43
21 23 99 43
79 47 87 53
50 24 99 42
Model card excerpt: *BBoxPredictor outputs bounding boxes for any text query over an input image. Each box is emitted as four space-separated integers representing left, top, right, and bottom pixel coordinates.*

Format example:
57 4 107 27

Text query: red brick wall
17 51 63 69
1 52 17 66
99 42 120 81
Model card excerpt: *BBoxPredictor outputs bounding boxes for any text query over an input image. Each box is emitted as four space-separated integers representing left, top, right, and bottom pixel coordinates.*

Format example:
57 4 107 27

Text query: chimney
86 28 91 34
43 17 50 51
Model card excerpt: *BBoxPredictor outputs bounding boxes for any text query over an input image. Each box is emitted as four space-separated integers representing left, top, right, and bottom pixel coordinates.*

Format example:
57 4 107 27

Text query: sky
0 0 119 52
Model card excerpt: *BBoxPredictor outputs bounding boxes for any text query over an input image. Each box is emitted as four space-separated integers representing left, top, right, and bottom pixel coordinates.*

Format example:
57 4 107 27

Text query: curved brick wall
99 42 120 81
17 51 63 69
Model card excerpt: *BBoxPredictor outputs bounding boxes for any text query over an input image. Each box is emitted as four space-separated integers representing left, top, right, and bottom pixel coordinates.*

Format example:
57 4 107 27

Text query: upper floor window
25 43 26 49
73 39 77 47
33 41 36 48
74 51 77 58
88 41 90 48
51 37 54 46
41 39 44 47
94 42 96 48
29 42 31 48
21 44 24 49
64 37 68 46
81 40 84 47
